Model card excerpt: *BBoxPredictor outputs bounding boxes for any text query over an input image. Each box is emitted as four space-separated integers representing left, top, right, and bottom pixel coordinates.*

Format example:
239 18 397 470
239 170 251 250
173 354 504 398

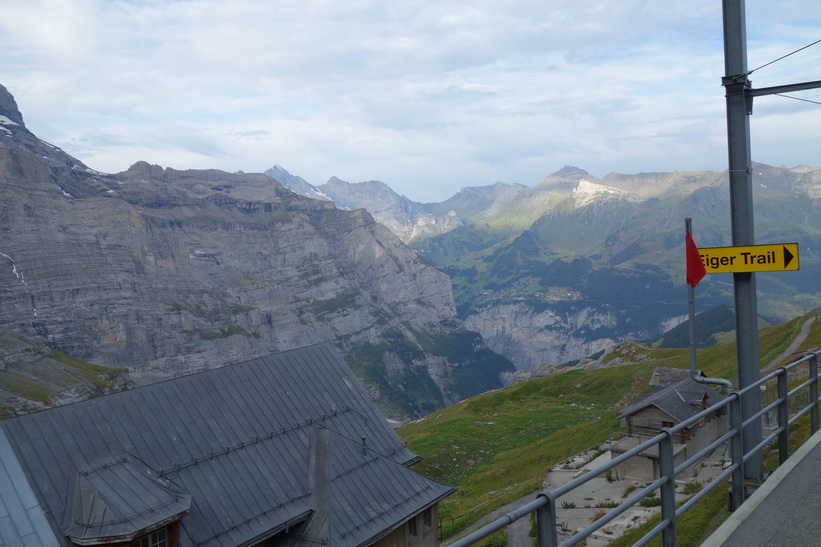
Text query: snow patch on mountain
573 179 643 208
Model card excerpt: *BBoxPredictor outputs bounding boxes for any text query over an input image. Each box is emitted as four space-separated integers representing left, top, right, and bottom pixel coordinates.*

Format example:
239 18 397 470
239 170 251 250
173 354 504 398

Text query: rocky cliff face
319 176 446 242
0 84 512 419
464 303 620 372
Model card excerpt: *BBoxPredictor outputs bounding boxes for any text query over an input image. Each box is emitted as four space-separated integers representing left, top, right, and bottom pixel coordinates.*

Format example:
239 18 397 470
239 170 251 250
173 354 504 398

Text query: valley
2 4 820 546
270 163 821 373
2 79 820 434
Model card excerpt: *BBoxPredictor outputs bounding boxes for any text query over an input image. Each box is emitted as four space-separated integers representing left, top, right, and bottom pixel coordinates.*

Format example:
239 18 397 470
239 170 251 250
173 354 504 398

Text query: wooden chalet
618 376 724 444
611 372 726 480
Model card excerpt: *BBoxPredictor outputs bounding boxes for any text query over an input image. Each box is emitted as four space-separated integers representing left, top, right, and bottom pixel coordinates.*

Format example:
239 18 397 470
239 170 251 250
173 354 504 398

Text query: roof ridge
158 406 354 477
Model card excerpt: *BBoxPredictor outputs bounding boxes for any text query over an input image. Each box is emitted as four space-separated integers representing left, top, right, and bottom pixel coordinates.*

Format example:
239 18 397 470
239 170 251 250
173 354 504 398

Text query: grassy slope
613 315 821 547
0 330 129 418
397 312 820 538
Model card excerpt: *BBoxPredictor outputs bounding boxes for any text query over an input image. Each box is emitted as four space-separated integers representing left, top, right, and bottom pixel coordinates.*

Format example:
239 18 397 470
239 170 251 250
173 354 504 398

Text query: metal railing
448 350 821 547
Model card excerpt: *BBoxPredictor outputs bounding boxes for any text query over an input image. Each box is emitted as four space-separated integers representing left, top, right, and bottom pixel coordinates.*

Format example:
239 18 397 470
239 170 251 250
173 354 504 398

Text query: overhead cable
774 93 821 106
747 38 821 76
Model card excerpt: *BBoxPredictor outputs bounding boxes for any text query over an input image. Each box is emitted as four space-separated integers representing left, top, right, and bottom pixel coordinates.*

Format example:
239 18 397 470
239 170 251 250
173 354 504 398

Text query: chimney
307 427 331 544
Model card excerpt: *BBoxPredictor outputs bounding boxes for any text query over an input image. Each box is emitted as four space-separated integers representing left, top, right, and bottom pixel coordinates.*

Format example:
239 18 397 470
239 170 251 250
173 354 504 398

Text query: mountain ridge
416 163 821 370
0 83 513 419
263 159 821 373
264 165 529 243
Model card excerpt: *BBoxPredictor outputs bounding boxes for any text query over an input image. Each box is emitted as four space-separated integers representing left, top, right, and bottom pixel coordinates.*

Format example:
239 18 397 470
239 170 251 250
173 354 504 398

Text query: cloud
0 0 819 201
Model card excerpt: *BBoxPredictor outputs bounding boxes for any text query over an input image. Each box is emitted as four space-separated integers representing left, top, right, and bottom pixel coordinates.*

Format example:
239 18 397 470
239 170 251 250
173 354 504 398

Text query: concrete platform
704 427 821 546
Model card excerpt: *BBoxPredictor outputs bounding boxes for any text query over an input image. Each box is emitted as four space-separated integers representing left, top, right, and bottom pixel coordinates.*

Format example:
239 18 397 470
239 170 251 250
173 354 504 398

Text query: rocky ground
449 442 728 546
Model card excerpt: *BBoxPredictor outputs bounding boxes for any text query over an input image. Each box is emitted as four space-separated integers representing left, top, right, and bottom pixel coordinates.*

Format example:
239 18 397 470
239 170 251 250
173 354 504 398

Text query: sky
1 1 820 202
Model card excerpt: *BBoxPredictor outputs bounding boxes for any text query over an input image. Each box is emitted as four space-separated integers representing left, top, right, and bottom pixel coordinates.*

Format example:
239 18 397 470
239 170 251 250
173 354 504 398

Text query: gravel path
762 317 815 372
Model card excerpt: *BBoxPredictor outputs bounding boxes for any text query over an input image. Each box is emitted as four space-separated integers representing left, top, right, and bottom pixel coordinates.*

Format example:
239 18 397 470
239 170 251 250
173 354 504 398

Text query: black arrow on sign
783 246 795 269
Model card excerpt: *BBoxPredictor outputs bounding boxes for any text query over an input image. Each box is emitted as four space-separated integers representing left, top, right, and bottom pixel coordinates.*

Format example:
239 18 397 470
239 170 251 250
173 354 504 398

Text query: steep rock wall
464 303 620 370
0 84 512 418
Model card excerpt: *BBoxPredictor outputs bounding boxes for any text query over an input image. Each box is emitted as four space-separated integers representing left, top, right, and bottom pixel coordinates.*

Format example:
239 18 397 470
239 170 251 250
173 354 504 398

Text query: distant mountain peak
125 160 166 175
532 166 594 193
263 164 331 202
552 166 591 180
266 164 292 178
0 84 26 128
0 83 112 199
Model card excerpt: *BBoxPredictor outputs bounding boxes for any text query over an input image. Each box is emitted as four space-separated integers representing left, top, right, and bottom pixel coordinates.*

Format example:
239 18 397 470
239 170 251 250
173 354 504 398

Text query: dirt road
762 317 815 373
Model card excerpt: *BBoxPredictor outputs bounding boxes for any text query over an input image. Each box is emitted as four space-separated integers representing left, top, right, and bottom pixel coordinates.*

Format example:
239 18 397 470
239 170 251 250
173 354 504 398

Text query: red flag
686 231 707 287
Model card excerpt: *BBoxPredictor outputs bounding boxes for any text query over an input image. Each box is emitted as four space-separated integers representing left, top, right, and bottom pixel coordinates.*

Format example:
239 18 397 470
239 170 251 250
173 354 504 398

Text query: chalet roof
618 377 724 423
0 343 453 546
648 367 705 388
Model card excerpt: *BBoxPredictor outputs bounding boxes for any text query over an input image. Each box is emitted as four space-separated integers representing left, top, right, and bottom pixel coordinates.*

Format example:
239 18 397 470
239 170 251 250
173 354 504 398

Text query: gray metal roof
0 428 61 547
64 455 191 542
320 430 453 546
619 377 725 422
0 343 453 546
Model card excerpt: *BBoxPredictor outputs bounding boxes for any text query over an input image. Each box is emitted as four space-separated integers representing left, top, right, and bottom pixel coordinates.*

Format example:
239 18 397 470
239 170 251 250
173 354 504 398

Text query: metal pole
536 493 558 547
811 354 819 433
721 0 763 481
687 218 699 375
659 431 677 547
728 394 746 510
686 219 735 392
777 369 789 465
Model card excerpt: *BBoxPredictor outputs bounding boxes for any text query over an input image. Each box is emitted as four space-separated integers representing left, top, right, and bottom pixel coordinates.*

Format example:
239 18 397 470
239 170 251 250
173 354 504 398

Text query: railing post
811 353 819 434
728 393 745 510
659 429 677 547
536 493 558 547
778 368 789 464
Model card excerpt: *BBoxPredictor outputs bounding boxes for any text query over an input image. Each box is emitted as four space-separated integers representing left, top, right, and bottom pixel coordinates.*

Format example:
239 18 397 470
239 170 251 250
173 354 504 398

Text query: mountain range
0 84 513 420
267 162 821 372
264 164 528 242
4 78 819 419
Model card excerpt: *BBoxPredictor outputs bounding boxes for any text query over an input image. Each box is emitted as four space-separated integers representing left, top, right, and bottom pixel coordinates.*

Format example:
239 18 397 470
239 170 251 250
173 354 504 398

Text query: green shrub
639 495 662 508
476 530 507 546
622 484 638 498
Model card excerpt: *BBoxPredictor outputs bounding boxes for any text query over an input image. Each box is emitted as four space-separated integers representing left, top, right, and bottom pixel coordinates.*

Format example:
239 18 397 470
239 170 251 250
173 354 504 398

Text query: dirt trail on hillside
762 317 816 373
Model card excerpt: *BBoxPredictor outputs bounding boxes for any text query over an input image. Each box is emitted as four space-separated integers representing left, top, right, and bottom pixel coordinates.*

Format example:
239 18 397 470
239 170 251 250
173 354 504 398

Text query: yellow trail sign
699 243 799 273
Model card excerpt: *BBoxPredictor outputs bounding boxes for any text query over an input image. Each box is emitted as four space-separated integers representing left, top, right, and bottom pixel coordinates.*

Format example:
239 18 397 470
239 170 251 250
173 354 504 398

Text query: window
422 507 432 528
408 516 418 538
134 528 167 547
662 421 674 429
